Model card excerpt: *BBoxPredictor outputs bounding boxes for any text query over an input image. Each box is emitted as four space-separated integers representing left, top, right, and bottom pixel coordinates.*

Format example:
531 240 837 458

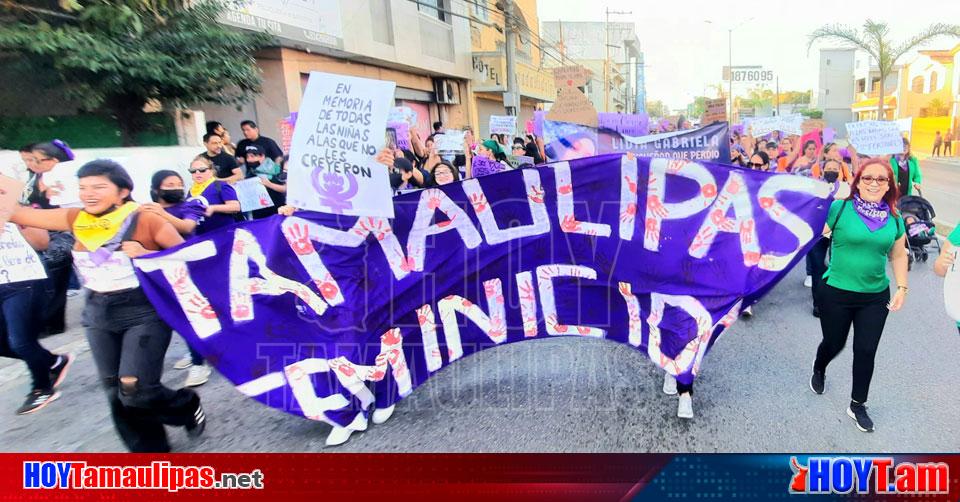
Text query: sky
536 0 960 111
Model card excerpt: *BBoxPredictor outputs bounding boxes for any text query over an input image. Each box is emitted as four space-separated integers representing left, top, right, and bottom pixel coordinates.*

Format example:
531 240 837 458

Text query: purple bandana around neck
853 194 890 232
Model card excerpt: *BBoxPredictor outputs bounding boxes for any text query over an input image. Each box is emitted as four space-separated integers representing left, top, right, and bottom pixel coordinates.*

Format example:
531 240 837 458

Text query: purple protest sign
471 155 508 178
542 120 730 164
598 112 650 136
135 154 835 430
823 127 836 144
388 121 411 150
533 110 545 137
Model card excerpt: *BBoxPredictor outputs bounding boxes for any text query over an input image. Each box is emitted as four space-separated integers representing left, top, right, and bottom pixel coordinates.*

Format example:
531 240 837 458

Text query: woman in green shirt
810 158 909 433
889 138 922 197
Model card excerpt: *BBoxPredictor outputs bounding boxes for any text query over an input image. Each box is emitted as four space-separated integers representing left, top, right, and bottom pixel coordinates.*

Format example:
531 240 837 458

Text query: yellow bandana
190 178 216 198
72 202 140 252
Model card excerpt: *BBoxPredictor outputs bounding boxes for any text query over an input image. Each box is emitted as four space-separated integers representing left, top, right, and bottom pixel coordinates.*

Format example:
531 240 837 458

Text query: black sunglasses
188 167 211 174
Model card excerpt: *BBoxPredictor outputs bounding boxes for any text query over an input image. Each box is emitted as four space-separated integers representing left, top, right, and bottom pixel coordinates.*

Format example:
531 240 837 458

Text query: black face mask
823 171 840 183
246 160 261 170
158 189 185 203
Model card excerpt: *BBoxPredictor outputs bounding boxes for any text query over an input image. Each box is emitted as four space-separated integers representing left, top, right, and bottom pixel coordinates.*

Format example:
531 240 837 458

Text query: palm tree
809 20 960 120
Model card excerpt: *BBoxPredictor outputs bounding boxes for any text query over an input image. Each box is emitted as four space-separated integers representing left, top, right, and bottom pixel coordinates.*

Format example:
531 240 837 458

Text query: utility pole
776 76 780 116
604 9 632 113
502 0 519 116
728 28 733 121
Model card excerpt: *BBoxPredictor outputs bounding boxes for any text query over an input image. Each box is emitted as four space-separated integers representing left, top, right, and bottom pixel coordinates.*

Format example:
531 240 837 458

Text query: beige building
467 0 555 138
203 0 475 145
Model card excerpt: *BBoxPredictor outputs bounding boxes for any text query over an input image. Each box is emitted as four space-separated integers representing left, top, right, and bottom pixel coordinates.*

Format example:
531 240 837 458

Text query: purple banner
135 154 835 429
543 120 730 164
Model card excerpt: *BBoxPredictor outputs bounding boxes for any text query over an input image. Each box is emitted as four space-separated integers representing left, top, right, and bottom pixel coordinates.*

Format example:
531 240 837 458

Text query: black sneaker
810 370 825 395
49 354 74 389
847 402 874 432
186 399 206 438
16 389 61 415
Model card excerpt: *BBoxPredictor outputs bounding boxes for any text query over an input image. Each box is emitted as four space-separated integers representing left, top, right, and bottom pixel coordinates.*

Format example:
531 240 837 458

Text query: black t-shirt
236 136 284 163
201 150 239 179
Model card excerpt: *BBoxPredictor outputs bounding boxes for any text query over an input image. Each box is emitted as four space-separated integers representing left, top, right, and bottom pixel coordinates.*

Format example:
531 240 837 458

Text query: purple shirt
194 181 239 235
163 199 205 238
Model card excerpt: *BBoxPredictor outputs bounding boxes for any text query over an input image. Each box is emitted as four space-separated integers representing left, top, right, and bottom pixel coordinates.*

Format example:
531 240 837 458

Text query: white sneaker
677 393 694 419
742 306 753 317
184 364 212 387
174 354 193 370
371 405 395 425
803 275 813 288
662 373 677 395
325 426 354 446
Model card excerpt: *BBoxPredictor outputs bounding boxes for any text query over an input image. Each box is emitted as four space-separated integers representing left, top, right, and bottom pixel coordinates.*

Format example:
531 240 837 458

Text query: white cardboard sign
0 223 47 284
287 71 397 217
845 120 905 155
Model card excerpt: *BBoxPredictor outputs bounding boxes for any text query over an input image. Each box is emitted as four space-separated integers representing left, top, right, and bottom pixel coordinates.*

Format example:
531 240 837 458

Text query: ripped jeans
84 287 199 453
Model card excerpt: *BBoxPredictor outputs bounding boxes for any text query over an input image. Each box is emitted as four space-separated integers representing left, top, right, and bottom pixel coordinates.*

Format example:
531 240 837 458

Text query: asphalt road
1 258 958 453
917 157 960 231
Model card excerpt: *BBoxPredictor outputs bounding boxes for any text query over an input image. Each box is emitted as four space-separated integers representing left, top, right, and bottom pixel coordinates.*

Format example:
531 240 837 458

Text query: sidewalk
916 152 960 165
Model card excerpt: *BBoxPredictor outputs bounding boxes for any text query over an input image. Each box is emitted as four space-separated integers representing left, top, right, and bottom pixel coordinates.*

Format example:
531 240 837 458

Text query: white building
815 48 855 133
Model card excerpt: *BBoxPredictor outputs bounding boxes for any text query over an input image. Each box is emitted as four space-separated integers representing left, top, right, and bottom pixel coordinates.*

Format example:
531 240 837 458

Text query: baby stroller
897 194 940 269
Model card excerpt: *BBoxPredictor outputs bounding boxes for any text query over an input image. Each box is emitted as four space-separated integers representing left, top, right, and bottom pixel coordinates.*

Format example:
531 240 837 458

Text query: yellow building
466 0 556 138
898 49 954 153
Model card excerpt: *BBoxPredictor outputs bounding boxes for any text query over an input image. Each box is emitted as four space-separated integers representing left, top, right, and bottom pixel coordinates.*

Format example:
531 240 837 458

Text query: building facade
540 21 644 115
815 48 856 133
467 0 555 139
204 0 475 144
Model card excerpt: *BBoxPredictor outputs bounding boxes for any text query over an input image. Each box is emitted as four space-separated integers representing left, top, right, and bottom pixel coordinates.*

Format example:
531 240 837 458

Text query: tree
646 99 668 117
0 0 273 145
809 20 960 121
686 96 709 119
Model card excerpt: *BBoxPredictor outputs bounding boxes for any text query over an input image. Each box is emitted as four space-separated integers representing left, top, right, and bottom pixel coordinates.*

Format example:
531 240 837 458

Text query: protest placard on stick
547 66 598 127
234 178 275 212
489 115 517 136
845 120 905 155
287 71 396 218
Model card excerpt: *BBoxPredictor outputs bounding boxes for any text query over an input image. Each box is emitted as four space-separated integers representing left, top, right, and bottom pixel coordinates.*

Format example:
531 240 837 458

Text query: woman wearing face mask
141 170 205 237
188 156 241 234
809 158 908 433
813 143 854 183
808 159 845 318
890 138 922 198
9 159 206 452
142 170 211 385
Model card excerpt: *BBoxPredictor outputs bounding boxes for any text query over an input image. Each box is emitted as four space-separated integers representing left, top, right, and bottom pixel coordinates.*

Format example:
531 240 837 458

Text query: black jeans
814 284 890 403
0 283 57 390
809 238 830 309
34 259 72 334
84 287 200 452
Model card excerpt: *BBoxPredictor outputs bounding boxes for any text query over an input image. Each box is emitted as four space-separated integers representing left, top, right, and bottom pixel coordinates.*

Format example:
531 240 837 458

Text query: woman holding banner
9 159 206 452
810 158 908 433
188 156 241 235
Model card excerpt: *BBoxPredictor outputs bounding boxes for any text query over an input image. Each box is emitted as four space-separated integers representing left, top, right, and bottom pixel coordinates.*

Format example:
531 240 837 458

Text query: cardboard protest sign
235 178 275 212
434 131 466 153
287 71 396 218
41 161 81 207
701 98 727 125
845 120 905 155
546 66 598 127
387 121 411 150
0 175 24 232
387 106 417 126
0 223 47 284
489 115 517 136
801 119 826 136
506 154 534 167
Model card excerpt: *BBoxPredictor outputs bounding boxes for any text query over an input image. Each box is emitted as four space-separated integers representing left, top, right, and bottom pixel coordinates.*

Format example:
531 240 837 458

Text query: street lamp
705 18 755 120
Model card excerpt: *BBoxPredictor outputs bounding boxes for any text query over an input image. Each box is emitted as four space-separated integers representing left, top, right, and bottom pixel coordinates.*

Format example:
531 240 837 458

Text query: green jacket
889 155 922 197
